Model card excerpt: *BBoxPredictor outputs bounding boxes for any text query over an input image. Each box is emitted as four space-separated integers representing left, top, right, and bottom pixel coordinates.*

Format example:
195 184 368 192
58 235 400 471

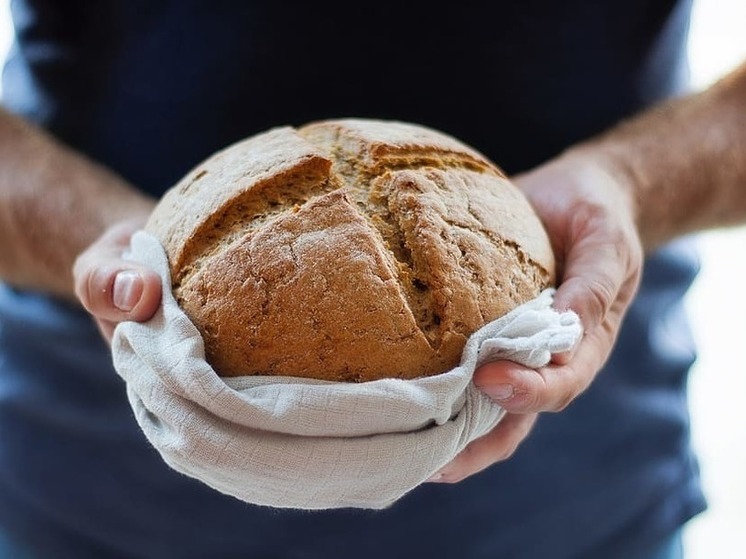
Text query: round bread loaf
145 119 555 382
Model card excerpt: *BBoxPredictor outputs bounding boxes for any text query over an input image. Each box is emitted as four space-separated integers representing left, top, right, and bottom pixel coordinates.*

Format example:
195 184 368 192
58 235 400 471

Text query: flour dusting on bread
145 119 555 381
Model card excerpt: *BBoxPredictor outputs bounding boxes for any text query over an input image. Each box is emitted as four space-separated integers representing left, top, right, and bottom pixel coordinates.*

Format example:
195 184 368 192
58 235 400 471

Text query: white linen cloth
112 231 582 510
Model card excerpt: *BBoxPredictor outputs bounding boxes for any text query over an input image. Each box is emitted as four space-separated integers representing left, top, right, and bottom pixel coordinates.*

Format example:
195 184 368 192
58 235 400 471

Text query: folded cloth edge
112 231 582 510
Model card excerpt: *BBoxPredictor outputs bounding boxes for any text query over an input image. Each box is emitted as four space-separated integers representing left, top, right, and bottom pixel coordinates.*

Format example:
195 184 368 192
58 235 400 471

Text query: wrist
557 142 646 248
527 144 640 224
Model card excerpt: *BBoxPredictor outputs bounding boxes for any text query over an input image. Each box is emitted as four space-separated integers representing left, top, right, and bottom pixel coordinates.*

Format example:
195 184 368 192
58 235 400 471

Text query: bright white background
683 1 746 557
0 1 743 557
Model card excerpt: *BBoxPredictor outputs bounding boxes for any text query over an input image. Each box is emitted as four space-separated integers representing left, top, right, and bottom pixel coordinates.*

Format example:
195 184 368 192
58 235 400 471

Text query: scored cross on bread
145 119 555 382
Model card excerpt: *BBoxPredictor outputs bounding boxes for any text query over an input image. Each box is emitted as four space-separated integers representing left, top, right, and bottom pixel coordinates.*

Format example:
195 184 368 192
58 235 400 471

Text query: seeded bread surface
145 119 555 382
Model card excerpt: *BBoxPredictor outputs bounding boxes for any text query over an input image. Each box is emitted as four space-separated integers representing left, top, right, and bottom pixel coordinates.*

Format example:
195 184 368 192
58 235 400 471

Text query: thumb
73 222 162 328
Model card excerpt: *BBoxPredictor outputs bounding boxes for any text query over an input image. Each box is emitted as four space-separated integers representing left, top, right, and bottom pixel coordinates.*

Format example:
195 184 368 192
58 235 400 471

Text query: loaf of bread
145 119 555 382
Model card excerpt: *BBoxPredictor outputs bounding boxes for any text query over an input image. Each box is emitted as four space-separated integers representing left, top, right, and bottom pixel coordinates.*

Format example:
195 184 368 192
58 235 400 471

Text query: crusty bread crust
146 119 555 381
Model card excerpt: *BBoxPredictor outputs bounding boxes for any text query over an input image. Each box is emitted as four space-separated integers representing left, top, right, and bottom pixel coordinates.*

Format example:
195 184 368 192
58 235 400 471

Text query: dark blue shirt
0 1 705 557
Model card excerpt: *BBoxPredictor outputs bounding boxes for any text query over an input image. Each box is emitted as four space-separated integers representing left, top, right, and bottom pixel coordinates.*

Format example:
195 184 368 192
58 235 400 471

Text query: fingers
474 230 639 414
552 201 643 333
427 413 538 483
77 264 161 322
73 221 161 340
472 162 643 415
475 249 637 414
473 318 615 413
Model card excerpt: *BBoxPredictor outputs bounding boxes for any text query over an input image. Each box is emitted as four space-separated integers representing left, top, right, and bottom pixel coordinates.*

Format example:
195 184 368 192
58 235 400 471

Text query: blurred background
683 1 746 557
0 1 743 557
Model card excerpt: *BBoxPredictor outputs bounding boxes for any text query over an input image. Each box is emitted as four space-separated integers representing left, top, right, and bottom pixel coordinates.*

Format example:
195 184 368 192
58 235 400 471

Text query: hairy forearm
569 60 746 251
0 109 155 299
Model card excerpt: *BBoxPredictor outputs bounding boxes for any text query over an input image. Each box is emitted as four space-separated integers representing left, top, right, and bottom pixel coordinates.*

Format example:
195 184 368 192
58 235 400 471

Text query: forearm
567 60 746 251
0 108 155 299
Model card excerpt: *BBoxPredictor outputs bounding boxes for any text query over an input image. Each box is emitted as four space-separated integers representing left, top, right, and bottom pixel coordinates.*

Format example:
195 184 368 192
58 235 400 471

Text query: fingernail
113 271 143 312
483 383 514 401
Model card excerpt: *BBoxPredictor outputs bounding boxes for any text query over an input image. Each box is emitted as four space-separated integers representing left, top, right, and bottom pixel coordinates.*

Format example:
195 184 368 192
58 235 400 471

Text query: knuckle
551 365 588 412
521 387 544 412
584 276 616 323
508 373 545 413
571 201 623 245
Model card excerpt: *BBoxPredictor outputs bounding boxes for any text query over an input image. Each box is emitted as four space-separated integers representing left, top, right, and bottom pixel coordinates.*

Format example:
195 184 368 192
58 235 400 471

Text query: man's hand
429 152 643 483
0 108 158 299
73 220 162 342
433 59 746 483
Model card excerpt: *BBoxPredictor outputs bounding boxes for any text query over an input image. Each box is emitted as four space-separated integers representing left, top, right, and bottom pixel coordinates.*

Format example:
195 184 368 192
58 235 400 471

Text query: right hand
432 150 643 483
73 219 162 342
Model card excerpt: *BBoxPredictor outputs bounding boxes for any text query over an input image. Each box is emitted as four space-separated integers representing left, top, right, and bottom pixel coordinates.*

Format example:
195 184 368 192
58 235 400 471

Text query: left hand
73 219 162 342
429 150 643 483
